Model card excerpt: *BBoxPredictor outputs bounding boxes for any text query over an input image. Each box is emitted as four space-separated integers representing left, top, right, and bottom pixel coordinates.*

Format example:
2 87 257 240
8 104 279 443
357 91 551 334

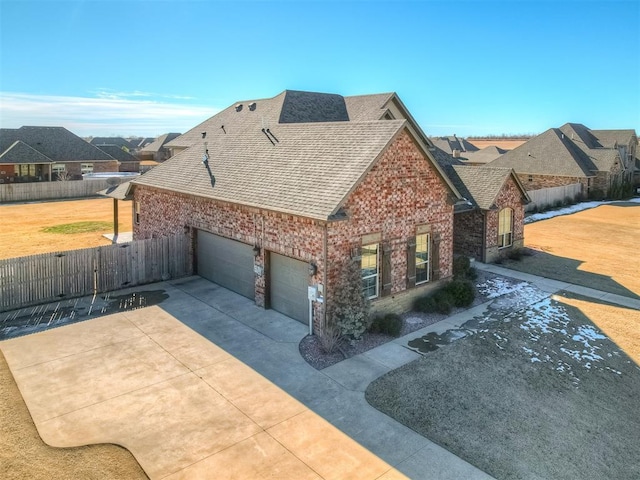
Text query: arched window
498 208 513 248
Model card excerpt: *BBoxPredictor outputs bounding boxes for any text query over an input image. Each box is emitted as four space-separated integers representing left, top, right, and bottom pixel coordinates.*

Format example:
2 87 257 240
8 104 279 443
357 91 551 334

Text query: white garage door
197 231 255 300
270 253 309 324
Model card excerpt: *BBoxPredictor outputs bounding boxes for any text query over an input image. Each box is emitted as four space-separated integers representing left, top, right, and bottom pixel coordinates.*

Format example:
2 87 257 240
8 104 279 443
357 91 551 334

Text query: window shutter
381 243 392 297
432 233 441 280
406 237 416 288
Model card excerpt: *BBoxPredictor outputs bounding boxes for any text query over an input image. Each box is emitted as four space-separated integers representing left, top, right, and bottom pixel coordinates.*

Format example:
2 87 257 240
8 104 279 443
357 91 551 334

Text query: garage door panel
197 231 255 300
270 253 308 324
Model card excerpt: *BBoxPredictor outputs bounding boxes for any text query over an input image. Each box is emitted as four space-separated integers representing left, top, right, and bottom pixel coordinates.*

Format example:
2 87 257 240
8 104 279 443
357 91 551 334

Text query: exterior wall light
308 262 317 276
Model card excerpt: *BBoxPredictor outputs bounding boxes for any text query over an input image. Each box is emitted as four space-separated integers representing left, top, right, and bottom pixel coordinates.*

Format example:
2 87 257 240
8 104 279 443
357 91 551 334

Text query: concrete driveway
1 276 491 479
1 305 404 479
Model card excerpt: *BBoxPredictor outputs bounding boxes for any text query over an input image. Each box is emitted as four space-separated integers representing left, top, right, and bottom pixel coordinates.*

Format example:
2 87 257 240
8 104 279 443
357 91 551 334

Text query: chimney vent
235 104 243 112
452 149 461 158
249 102 256 111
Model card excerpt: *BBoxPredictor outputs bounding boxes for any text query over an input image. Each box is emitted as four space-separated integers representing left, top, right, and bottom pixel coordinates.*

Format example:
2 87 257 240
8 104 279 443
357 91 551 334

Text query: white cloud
0 92 218 137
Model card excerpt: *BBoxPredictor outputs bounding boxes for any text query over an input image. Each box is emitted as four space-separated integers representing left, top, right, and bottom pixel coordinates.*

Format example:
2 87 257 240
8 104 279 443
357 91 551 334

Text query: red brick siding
453 210 484 260
485 176 526 261
519 174 589 193
454 175 525 262
327 130 454 303
133 187 326 311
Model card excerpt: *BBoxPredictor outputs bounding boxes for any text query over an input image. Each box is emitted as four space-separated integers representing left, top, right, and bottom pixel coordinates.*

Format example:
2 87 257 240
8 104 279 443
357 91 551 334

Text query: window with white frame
498 208 513 248
361 243 379 299
415 233 430 284
81 163 94 174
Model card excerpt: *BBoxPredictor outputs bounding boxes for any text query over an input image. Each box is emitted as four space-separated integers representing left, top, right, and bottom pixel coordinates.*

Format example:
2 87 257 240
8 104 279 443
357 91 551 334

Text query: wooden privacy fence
0 179 117 203
525 183 582 212
0 234 191 312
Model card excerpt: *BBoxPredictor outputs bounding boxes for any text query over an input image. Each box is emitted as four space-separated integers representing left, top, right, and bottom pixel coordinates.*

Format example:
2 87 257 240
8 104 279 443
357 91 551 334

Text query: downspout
323 221 328 331
481 210 487 263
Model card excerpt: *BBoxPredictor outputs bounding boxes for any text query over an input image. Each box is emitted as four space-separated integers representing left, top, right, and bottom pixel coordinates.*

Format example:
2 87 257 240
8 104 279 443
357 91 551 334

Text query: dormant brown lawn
1 198 133 260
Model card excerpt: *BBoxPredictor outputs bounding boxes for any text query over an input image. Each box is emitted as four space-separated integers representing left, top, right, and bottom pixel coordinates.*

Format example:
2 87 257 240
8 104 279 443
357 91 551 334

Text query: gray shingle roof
278 91 349 123
489 128 596 177
0 140 54 165
89 137 138 150
430 136 479 155
134 120 406 220
139 133 182 153
431 146 528 210
95 145 139 163
0 126 116 162
590 129 637 148
461 145 508 164
344 93 395 121
451 166 518 210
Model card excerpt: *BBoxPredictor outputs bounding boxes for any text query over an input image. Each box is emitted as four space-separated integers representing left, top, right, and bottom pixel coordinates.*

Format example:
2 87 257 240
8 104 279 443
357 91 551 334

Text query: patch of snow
525 197 640 224
477 277 532 299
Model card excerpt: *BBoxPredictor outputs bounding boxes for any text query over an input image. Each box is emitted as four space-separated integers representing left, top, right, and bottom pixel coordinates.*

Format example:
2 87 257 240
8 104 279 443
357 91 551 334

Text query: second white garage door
270 253 309 324
197 231 255 300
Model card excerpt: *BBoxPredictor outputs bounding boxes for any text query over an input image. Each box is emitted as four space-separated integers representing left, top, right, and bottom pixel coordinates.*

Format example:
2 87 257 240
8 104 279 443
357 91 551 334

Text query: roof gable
0 140 53 165
451 165 528 210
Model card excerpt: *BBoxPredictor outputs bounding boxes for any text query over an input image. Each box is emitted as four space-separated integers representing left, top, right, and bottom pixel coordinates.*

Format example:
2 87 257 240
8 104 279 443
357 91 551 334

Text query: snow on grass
518 297 616 379
476 277 532 299
525 197 640 224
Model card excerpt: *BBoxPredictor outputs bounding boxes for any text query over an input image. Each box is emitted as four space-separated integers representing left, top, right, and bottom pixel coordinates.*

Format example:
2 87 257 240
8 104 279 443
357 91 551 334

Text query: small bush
442 280 475 308
553 199 563 209
370 313 403 337
564 196 575 206
413 280 474 314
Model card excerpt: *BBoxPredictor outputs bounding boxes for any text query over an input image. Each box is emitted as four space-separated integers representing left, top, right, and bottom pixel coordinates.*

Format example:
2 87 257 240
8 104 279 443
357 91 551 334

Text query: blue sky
1 0 638 137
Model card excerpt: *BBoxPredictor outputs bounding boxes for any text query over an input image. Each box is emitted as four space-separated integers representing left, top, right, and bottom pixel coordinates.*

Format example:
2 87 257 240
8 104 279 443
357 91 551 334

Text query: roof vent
249 102 256 111
235 104 243 112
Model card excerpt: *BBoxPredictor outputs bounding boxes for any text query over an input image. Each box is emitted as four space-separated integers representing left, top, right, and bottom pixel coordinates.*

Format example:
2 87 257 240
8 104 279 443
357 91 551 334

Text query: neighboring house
136 133 182 163
433 149 530 262
0 126 119 183
130 90 464 332
430 135 479 158
489 123 637 198
94 144 141 173
461 145 508 165
88 137 139 152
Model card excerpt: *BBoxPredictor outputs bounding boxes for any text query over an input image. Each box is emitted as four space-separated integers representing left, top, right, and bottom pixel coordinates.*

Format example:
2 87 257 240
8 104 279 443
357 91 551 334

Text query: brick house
489 123 637 198
131 90 463 332
0 126 119 183
136 133 182 163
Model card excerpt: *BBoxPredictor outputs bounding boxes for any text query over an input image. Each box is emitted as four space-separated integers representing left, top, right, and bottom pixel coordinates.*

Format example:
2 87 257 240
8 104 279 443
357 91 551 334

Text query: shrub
370 313 403 337
413 280 474 315
328 258 370 340
442 280 475 308
553 199 563 209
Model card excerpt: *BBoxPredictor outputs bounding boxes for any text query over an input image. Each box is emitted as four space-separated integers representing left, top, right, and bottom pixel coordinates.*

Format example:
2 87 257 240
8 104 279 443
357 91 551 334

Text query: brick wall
519 173 589 194
485 175 526 262
453 210 484 259
327 129 454 311
453 175 525 263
